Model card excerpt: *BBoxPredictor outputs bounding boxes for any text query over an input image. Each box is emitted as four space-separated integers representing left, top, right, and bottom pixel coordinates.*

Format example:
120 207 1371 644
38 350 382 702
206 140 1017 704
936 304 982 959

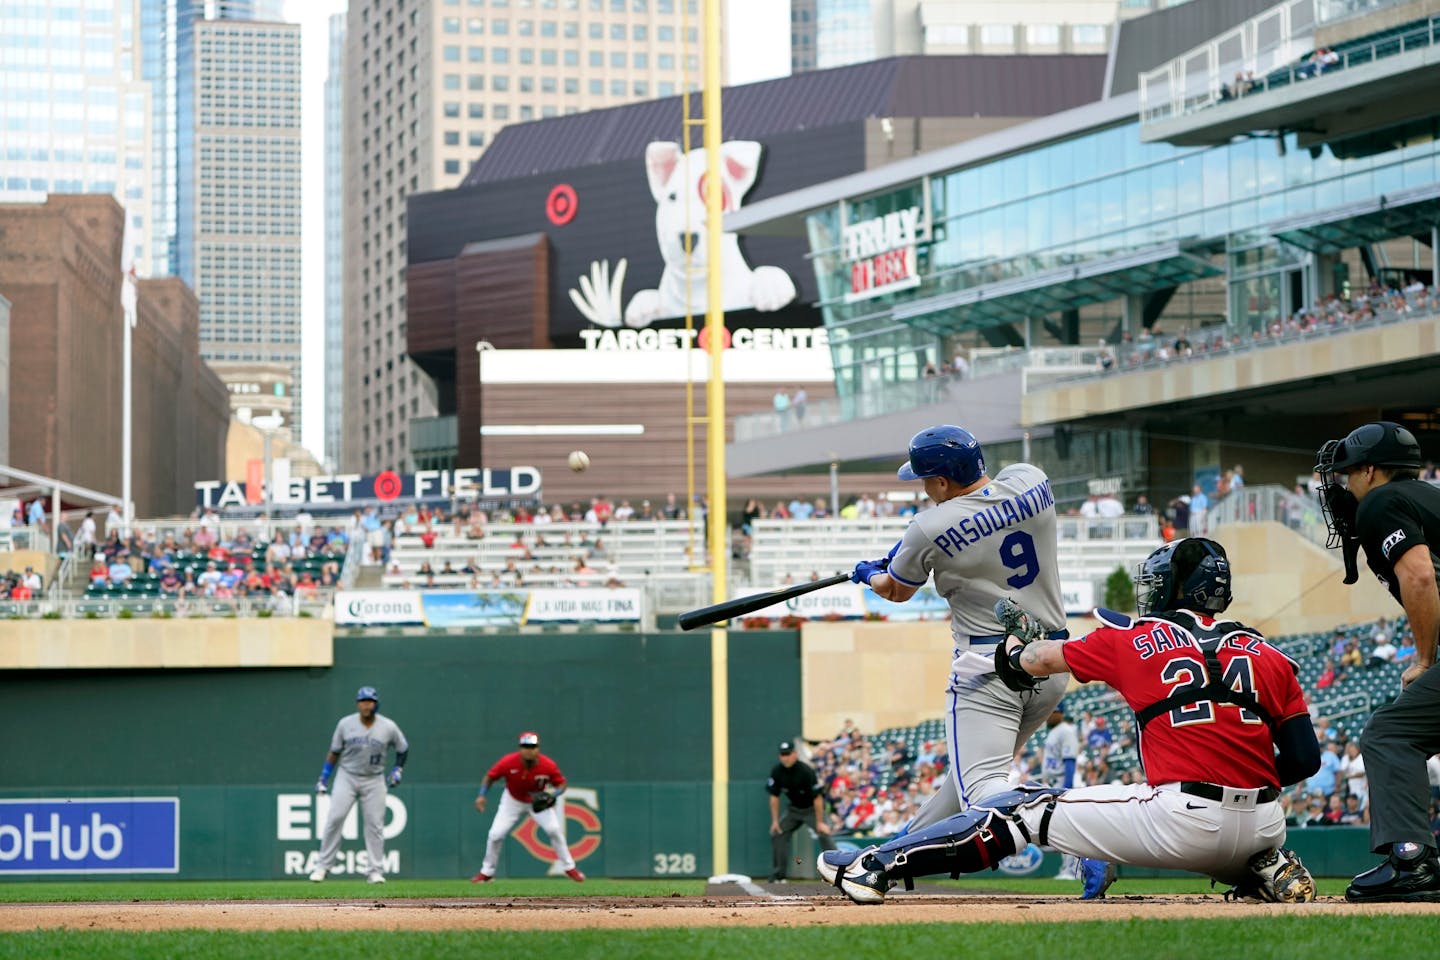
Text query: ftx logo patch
1381 529 1407 558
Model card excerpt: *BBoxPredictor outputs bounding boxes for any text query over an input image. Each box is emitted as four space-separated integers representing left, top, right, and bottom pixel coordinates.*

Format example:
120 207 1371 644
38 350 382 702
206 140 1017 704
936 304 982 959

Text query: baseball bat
677 572 852 631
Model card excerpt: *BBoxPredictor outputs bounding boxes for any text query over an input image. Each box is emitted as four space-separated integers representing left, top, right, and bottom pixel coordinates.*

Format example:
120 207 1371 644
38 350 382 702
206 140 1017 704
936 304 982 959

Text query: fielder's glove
314 778 329 795
530 790 557 813
993 597 1045 693
387 766 403 788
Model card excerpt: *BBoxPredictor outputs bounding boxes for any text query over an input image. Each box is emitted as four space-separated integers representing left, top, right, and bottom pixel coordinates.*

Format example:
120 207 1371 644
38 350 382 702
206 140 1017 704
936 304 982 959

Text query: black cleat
1346 851 1440 903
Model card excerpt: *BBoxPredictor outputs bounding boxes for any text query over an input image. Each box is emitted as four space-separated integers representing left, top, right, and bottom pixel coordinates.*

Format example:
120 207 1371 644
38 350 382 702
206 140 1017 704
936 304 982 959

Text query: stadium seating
382 520 702 588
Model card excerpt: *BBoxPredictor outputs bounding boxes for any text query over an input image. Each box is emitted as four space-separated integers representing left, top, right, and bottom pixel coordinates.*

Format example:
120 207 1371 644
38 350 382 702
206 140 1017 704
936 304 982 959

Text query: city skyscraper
0 1 153 273
792 0 1188 72
342 0 705 473
192 17 303 432
324 10 346 470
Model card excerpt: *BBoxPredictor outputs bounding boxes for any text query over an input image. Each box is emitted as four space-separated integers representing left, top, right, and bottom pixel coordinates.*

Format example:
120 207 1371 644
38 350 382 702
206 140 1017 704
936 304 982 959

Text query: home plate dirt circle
0 894 1431 932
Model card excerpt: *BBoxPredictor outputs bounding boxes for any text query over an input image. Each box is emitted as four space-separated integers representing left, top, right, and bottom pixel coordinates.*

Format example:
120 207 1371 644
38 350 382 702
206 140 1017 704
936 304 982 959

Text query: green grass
0 877 704 902
1 917 1435 960
0 874 1359 901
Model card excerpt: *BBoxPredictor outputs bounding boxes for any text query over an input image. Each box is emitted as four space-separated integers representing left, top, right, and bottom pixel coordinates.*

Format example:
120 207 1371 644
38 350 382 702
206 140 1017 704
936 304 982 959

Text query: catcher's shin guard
820 787 1055 903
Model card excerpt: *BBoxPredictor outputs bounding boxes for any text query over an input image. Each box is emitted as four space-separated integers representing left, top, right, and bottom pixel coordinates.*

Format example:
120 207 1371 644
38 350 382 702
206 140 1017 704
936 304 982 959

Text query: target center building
403 54 1109 504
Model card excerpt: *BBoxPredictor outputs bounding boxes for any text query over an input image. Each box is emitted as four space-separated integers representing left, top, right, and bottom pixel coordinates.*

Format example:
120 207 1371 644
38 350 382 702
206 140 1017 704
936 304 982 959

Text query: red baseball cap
518 731 540 746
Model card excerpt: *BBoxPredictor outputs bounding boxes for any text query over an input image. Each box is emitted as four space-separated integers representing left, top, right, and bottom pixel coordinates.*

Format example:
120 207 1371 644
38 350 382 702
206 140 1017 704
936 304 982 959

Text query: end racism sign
195 468 541 509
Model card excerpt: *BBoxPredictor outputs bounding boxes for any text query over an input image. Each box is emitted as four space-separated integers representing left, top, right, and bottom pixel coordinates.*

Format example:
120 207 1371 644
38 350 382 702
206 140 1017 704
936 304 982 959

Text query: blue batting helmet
1133 538 1232 616
898 425 986 486
356 686 379 704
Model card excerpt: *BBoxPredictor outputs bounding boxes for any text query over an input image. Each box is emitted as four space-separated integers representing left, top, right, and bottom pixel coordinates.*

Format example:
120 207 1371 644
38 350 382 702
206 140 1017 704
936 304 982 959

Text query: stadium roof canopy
461 54 1109 184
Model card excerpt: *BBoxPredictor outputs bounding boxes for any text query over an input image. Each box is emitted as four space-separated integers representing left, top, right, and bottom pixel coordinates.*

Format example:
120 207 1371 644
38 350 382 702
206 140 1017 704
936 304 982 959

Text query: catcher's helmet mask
898 425 986 487
1134 538 1232 616
1314 421 1423 547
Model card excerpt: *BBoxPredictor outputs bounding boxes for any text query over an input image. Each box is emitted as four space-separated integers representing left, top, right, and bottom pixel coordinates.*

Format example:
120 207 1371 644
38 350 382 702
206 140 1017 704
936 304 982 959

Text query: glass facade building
324 11 345 469
0 0 152 271
193 18 302 427
802 108 1440 396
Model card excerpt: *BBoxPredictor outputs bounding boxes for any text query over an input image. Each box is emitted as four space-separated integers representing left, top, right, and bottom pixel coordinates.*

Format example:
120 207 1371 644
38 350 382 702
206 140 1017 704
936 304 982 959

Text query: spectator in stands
26 497 46 534
108 556 133 586
741 498 764 534
769 501 790 519
1085 716 1113 754
104 504 125 540
1341 741 1368 807
1341 794 1368 826
1096 491 1125 519
773 389 791 429
1232 465 1246 490
793 386 808 425
788 496 814 521
1130 494 1154 515
1369 636 1398 669
1308 741 1343 795
89 557 109 586
1317 659 1339 690
1423 462 1439 482
1189 484 1209 535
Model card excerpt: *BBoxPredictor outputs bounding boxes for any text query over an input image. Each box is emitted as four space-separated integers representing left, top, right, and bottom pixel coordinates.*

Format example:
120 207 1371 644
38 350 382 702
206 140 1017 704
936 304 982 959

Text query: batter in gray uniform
309 685 409 883
852 425 1069 832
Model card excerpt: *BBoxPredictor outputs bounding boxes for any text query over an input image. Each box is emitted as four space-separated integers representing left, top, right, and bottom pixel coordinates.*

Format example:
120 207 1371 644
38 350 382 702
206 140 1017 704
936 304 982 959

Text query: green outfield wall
2 630 802 879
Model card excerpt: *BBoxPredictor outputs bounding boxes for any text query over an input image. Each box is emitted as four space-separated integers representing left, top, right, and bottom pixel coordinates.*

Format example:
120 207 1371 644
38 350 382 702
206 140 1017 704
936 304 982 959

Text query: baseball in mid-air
567 450 590 472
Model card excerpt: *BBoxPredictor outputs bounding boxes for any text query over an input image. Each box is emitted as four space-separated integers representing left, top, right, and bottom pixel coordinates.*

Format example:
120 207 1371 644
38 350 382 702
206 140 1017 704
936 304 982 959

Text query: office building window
979 24 1012 46
1026 24 1059 45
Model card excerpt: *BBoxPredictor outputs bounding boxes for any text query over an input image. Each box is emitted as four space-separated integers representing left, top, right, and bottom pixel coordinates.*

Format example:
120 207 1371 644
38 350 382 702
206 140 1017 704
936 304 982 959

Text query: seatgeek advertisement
0 798 179 874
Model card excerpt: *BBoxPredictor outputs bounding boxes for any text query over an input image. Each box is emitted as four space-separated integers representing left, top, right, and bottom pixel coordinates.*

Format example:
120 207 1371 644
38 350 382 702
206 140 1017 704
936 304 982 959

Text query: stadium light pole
702 0 730 877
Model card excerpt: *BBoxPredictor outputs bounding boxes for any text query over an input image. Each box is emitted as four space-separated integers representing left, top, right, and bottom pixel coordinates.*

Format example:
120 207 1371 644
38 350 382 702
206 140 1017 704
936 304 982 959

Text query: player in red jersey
470 731 585 882
820 538 1322 904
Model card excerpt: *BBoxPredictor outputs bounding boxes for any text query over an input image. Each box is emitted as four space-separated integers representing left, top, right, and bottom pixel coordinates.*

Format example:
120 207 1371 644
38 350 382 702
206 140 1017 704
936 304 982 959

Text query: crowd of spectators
1097 283 1439 375
84 508 346 602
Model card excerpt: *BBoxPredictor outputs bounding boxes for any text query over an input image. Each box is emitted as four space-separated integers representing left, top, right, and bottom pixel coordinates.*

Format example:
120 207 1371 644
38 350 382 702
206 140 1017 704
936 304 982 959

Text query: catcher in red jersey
470 731 585 883
820 538 1323 904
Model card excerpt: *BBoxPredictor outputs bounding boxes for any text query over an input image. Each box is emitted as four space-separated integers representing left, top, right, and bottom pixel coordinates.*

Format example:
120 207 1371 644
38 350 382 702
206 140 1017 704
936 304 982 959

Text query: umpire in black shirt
1316 421 1440 902
766 740 835 882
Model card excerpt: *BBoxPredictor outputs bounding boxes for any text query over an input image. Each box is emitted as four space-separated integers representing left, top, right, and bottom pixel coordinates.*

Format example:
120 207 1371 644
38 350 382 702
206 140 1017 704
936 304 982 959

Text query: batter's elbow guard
394 750 408 768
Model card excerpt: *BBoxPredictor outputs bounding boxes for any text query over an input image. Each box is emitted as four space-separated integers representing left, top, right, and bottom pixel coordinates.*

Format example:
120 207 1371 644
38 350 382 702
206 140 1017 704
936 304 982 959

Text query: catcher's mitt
993 597 1045 693
530 790 557 813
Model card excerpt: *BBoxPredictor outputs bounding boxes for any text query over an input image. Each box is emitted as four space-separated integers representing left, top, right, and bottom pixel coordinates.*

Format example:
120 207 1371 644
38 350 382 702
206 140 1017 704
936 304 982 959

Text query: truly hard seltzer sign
843 206 924 303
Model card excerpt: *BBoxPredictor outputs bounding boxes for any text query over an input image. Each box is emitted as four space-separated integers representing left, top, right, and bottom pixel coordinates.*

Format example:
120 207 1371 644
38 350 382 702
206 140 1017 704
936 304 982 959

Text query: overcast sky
286 0 792 464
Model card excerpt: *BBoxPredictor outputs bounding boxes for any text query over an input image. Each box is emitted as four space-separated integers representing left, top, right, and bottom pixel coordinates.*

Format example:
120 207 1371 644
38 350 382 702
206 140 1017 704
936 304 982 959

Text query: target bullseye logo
545 184 578 226
373 470 403 501
696 326 732 351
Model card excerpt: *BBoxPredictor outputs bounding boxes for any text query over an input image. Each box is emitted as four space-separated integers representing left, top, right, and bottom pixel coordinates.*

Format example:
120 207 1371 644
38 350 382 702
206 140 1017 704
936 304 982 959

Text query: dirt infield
2 893 1433 932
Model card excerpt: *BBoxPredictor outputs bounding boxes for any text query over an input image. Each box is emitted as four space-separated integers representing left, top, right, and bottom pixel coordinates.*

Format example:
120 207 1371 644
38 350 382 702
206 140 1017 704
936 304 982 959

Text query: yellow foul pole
702 0 729 877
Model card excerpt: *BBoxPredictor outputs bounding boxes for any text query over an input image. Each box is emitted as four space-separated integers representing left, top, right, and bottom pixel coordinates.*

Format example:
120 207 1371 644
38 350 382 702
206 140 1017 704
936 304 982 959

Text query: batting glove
851 557 889 585
314 778 329 795
387 766 403 788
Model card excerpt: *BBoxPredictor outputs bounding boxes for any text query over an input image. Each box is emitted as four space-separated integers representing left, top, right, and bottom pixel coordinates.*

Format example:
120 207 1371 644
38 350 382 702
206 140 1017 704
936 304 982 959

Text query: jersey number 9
999 531 1039 589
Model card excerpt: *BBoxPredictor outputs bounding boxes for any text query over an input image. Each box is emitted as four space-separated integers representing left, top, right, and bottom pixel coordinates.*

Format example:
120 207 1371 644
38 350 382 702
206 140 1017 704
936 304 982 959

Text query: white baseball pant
908 658 1065 830
314 769 388 877
1017 781 1286 885
481 791 575 875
